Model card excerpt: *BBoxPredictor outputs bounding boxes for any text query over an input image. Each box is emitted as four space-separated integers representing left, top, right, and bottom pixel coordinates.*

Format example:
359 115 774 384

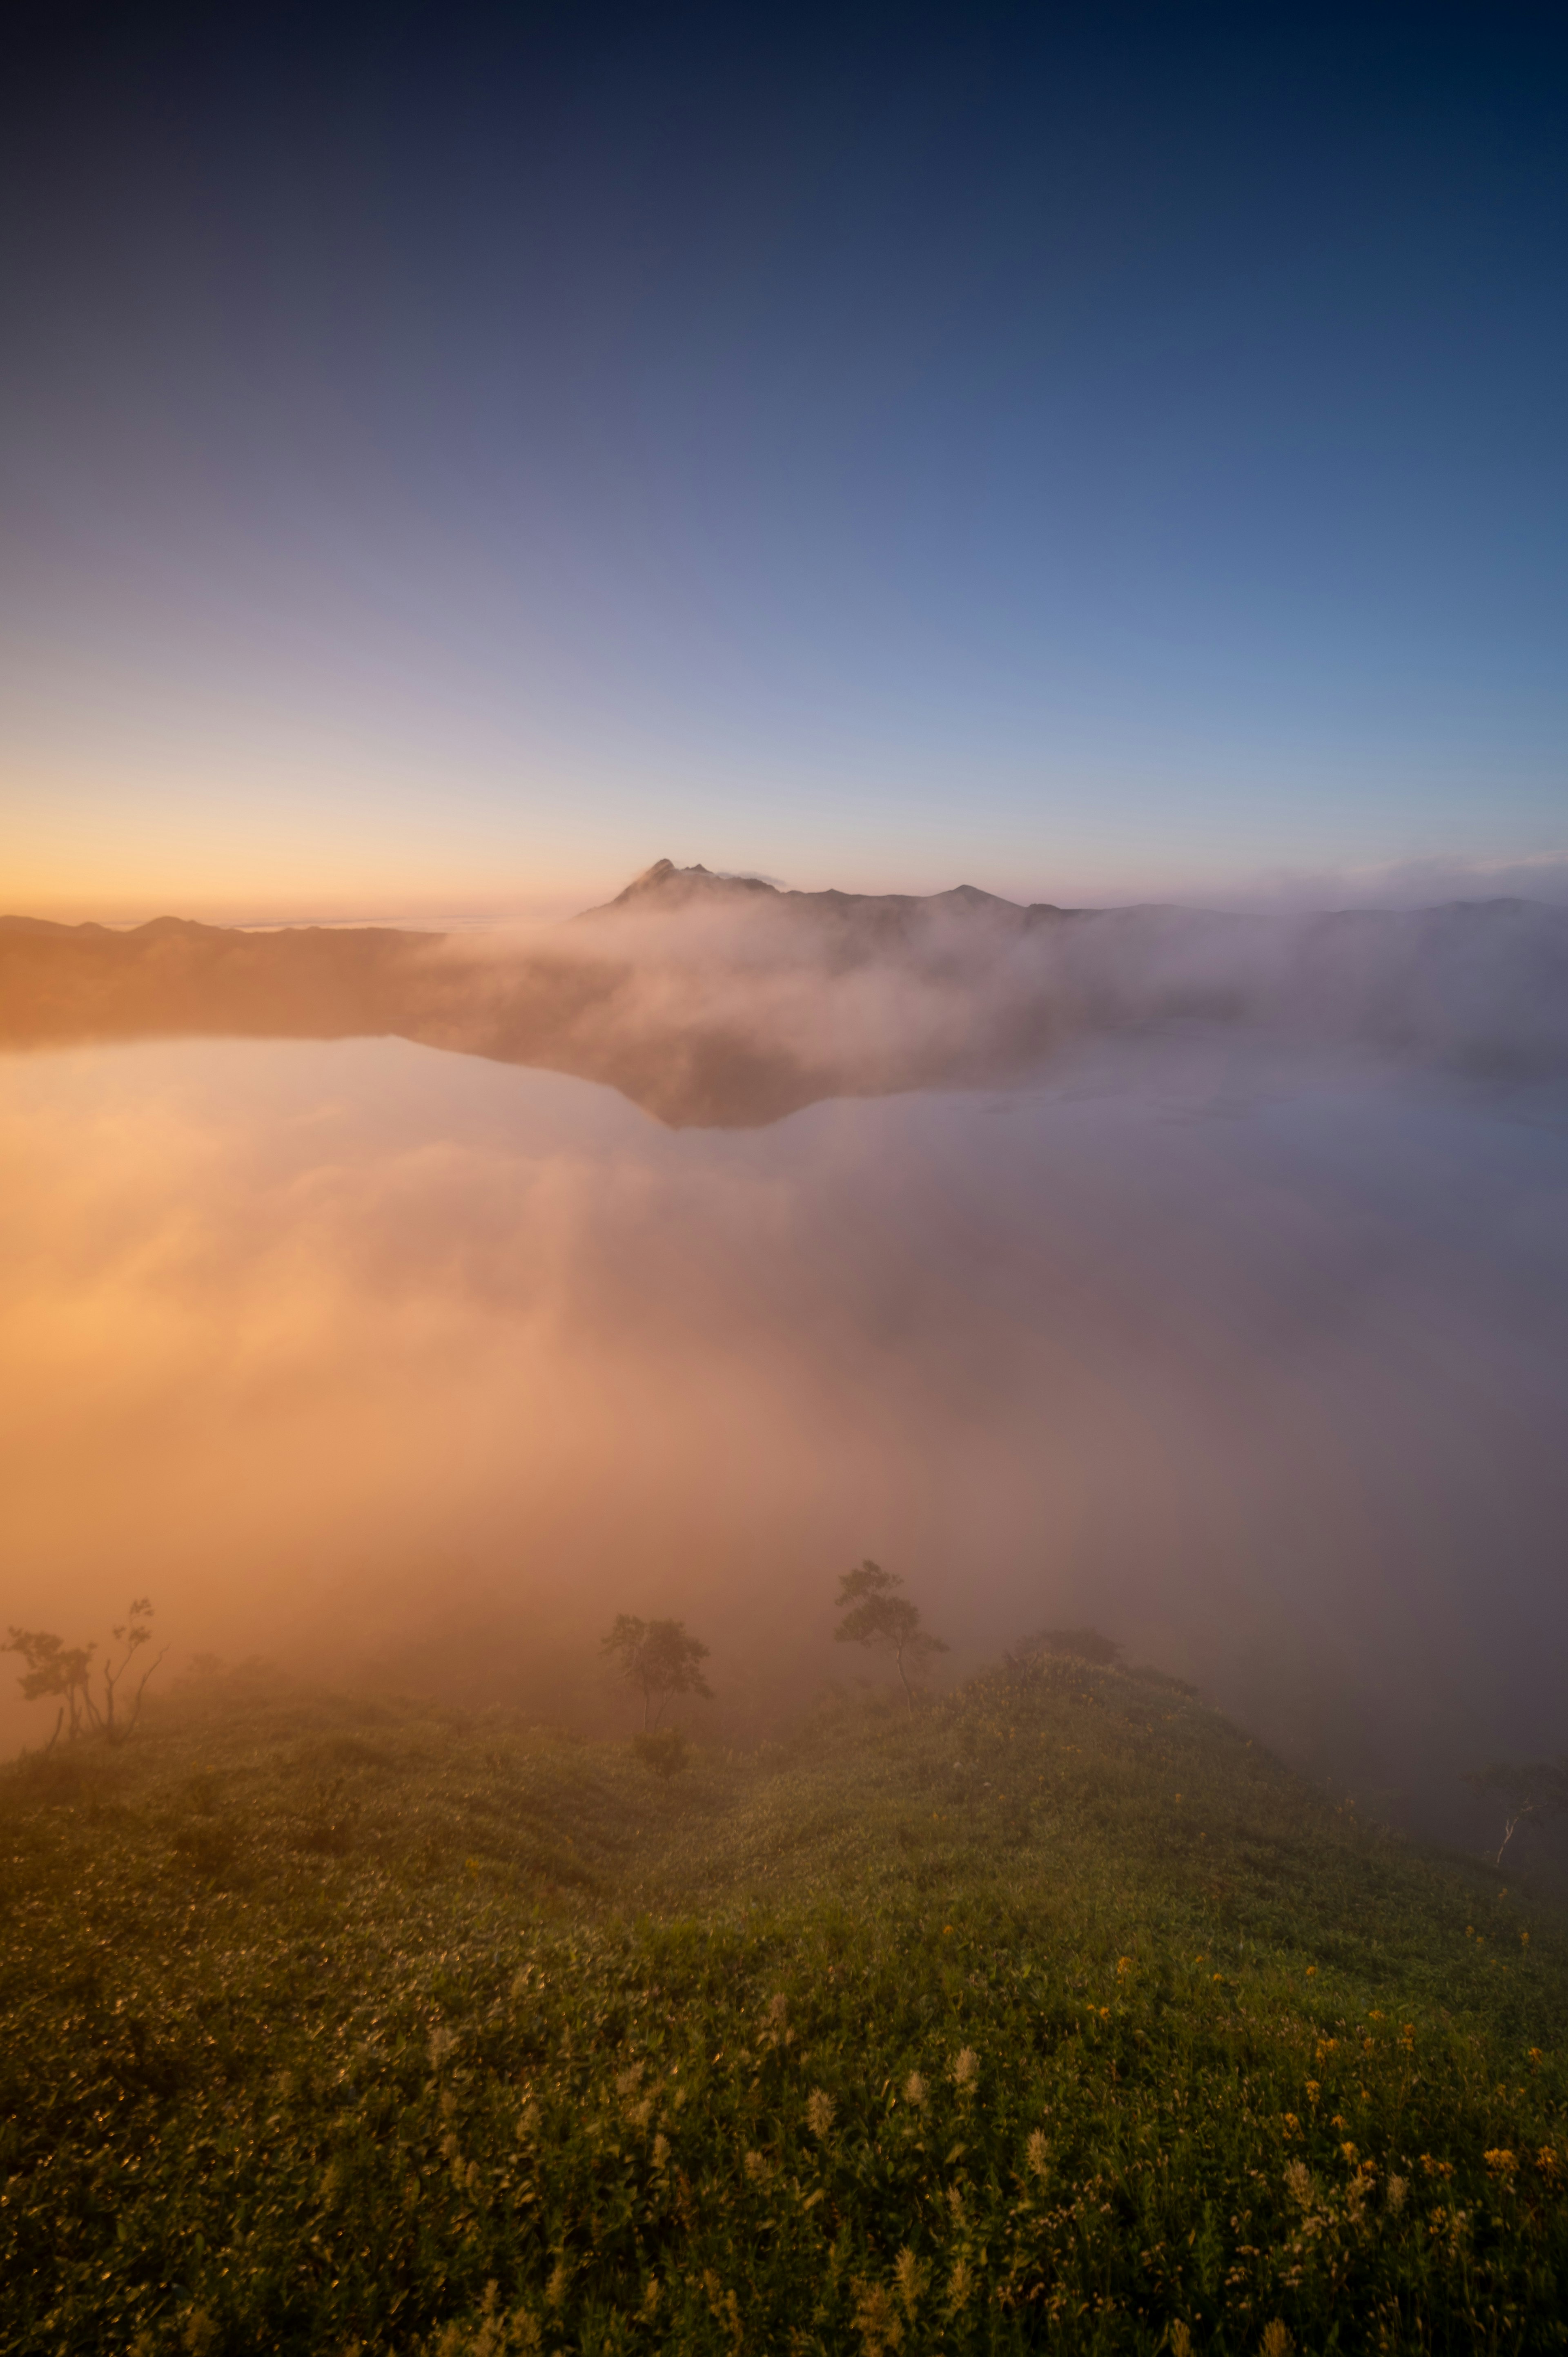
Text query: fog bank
6 869 1567 1126
3 1028 1565 1840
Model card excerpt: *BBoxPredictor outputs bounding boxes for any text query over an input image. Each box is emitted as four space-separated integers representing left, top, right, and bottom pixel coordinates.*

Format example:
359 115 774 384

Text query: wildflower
806 2087 837 2138
946 2255 974 2315
1529 2046 1544 2067
1116 1955 1133 1978
904 2071 927 2106
651 2132 670 2171
1305 2080 1320 2103
951 2046 980 2094
1340 2141 1358 2165
851 2281 903 2355
1170 2328 1194 2357
545 2259 571 2308
1282 2112 1299 2136
1261 2324 1293 2357
615 2061 645 2096
702 2272 742 2344
1306 1965 1316 1977
893 2247 928 2320
744 2148 773 2183
1283 2159 1312 2207
1484 2148 1519 2175
1521 1929 1531 1946
1538 2148 1559 2172
1025 2127 1049 2179
1387 2175 1408 2212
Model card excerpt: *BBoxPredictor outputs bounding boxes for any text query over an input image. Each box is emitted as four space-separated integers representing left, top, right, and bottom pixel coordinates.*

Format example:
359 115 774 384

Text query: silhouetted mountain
3 870 1566 1124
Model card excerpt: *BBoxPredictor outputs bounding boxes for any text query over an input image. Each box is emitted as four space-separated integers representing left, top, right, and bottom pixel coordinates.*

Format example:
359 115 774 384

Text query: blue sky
4 0 1566 917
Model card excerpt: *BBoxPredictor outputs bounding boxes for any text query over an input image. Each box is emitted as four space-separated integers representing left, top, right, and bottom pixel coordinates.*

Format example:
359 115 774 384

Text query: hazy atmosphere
5 895 1568 1836
4 0 1565 1829
4 7 1568 2350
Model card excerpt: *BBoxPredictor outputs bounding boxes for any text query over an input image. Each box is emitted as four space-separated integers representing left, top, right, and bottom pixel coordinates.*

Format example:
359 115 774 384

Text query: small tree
833 1560 947 1713
1463 1757 1568 1866
4 1598 166 1750
601 1614 712 1730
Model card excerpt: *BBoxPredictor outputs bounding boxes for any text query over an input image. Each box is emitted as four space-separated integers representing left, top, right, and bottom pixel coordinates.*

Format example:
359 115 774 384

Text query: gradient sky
4 0 1566 919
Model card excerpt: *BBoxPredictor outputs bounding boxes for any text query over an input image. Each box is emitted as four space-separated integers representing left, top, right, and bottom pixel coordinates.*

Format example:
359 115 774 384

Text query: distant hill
4 866 1567 1124
3 1654 1565 2350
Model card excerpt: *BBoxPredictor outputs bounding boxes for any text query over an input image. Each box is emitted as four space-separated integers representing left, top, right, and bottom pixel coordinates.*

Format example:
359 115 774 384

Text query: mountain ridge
3 868 1566 1126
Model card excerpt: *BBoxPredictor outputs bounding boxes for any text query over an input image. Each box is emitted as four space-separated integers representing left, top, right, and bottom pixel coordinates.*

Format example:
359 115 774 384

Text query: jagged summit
586 860 780 916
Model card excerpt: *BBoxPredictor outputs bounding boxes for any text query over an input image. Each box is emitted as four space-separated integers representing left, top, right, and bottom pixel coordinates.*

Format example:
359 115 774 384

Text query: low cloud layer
6 866 1568 1126
3 1023 1566 1844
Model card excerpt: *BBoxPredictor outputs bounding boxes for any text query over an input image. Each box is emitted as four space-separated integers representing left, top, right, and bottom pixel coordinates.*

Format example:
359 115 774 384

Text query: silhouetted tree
4 1599 166 1749
601 1614 712 1730
833 1561 947 1713
1463 1757 1568 1866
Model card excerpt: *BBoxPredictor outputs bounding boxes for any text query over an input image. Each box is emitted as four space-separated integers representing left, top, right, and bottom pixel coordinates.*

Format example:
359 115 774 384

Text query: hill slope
3 1660 1566 2354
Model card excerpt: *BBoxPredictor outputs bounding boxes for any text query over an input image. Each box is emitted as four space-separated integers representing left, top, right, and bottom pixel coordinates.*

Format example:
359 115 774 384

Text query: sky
4 0 1567 921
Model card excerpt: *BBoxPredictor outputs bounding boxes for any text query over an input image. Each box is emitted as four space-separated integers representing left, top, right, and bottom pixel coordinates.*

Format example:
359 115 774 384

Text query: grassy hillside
2 1657 1566 2355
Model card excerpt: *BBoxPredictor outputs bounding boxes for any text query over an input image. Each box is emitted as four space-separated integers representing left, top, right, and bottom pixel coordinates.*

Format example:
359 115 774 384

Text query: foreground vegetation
2 1657 1566 2355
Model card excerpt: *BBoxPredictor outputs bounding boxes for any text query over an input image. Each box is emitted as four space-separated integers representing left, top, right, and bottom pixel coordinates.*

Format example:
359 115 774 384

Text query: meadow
2 1655 1565 2355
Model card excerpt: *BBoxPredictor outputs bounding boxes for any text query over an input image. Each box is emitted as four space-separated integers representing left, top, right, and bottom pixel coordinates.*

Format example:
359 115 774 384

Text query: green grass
2 1658 1566 2355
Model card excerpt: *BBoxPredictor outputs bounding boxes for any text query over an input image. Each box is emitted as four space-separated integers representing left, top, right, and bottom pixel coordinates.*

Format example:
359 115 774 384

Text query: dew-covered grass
3 1660 1566 2353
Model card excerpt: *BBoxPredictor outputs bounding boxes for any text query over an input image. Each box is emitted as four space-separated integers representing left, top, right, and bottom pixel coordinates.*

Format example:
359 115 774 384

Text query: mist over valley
5 865 1566 1851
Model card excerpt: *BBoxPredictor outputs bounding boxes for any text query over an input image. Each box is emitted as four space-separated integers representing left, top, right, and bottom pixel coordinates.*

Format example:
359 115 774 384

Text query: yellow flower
1485 2148 1519 2174
805 2087 837 2138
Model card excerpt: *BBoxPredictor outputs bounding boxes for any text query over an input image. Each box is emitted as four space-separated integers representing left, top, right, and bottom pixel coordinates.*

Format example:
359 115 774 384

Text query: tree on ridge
4 1599 166 1749
1463 1756 1568 1866
601 1614 713 1730
833 1560 947 1713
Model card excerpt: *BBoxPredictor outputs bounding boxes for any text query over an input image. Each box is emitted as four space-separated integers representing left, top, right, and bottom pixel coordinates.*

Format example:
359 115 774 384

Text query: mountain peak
584 861 779 916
